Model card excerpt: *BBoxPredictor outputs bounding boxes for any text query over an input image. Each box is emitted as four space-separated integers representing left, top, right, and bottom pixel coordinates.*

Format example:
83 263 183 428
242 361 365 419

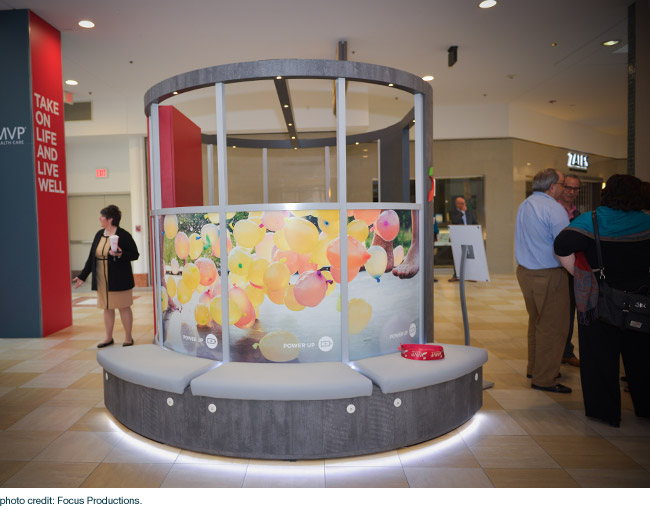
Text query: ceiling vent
64 101 92 121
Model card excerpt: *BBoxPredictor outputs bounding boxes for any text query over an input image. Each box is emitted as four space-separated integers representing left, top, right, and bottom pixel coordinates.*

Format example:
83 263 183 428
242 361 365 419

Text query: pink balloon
230 285 256 329
374 210 400 241
195 257 218 286
296 253 318 274
174 232 190 260
261 211 289 232
293 270 329 307
326 236 371 269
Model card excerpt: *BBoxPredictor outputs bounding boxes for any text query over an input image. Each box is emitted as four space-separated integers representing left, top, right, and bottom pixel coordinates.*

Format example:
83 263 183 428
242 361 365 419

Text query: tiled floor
1 275 649 488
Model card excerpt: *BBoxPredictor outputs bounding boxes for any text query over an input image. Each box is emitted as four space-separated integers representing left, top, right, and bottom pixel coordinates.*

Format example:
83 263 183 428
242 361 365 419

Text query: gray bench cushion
351 344 488 394
191 362 373 401
97 344 216 394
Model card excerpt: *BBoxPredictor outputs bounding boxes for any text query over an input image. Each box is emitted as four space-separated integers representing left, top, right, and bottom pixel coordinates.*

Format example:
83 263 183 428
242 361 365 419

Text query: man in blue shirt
515 169 571 393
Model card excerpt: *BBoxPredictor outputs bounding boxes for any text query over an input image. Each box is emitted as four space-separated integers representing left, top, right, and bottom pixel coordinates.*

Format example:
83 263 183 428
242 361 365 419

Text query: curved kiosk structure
98 59 487 459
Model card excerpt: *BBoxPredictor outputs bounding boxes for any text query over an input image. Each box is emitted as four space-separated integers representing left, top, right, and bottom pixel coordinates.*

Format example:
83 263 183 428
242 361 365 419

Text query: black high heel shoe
123 340 134 347
97 339 114 349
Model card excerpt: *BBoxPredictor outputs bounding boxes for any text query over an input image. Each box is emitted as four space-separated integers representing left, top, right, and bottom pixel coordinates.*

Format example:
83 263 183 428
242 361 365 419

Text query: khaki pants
516 266 570 387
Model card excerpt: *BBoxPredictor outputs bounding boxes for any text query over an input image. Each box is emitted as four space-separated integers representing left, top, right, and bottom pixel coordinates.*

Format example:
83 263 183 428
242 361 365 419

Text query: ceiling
2 0 631 138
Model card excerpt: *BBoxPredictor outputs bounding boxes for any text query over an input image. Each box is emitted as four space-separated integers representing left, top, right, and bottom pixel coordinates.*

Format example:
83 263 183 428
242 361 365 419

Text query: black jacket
449 208 478 225
78 227 139 291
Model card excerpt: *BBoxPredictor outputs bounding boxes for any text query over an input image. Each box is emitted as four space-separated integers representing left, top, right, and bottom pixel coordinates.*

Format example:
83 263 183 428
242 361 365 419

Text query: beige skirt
96 236 133 310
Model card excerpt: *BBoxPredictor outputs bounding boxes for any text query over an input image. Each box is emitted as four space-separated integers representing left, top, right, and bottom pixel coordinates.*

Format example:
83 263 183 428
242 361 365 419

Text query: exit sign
96 168 108 178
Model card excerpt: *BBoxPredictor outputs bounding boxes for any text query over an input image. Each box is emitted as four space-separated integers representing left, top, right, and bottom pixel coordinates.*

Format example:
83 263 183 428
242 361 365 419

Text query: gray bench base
103 366 483 460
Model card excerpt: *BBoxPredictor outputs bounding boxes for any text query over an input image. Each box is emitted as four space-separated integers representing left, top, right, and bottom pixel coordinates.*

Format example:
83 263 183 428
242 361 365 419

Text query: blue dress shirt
515 192 569 270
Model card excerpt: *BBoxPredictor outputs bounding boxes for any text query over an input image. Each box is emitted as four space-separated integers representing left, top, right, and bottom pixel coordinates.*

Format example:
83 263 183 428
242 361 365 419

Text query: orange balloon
326 236 371 269
330 265 360 283
352 209 380 226
230 285 256 329
272 249 299 275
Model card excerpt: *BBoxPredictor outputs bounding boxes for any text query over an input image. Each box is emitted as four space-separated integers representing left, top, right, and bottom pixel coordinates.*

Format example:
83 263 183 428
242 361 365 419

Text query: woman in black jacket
73 205 139 348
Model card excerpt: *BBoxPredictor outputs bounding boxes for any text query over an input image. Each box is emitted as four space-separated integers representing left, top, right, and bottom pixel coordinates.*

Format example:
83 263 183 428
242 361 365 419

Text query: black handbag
592 211 650 333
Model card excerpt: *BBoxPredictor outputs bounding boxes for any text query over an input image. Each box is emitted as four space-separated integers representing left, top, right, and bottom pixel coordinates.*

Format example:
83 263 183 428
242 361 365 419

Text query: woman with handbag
73 205 140 348
554 174 650 427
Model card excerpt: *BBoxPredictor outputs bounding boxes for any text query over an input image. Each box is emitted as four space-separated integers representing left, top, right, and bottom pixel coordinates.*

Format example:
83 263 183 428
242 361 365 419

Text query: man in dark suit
448 196 478 281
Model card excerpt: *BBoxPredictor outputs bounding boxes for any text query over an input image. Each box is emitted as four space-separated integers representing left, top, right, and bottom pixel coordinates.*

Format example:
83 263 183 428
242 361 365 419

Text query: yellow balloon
318 210 340 235
176 278 192 304
290 210 314 218
393 245 405 266
188 233 203 260
209 295 242 326
229 272 248 287
182 263 201 291
348 219 369 243
265 287 286 305
233 219 266 249
166 276 177 298
201 223 219 248
254 331 301 362
310 233 334 267
284 217 319 254
174 232 190 260
284 285 306 312
194 303 211 326
321 270 335 296
206 213 220 224
273 227 291 251
365 245 388 281
163 215 178 240
228 247 253 278
248 258 269 288
263 261 291 291
349 298 372 334
249 211 263 218
245 283 265 307
161 287 169 312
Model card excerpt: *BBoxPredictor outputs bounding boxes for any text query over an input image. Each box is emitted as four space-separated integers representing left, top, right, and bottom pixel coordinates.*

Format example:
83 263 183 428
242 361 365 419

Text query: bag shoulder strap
592 210 606 280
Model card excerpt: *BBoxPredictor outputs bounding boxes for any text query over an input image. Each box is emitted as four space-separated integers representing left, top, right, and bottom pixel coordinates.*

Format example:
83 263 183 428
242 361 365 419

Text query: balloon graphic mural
159 209 418 362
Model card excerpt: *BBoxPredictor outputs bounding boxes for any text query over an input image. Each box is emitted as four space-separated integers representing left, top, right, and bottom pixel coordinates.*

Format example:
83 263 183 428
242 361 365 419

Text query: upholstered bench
97 343 216 394
190 361 373 400
351 343 488 394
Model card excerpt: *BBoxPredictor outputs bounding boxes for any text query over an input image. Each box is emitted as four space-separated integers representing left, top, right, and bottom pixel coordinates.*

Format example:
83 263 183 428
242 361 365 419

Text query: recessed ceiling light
291 136 296 140
355 142 359 145
283 104 289 108
276 76 282 80
288 123 293 126
602 39 621 46
478 1 497 8
78 20 95 28
388 83 394 87
551 42 559 47
172 91 178 95
422 75 434 81
232 146 237 149
65 79 78 86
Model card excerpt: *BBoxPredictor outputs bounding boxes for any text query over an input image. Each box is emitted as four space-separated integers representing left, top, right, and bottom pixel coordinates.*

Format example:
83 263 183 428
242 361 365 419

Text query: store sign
567 152 589 171
96 168 108 178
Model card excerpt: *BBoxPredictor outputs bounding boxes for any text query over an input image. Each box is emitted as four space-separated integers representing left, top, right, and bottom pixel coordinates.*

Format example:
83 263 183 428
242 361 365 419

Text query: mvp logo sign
0 126 27 143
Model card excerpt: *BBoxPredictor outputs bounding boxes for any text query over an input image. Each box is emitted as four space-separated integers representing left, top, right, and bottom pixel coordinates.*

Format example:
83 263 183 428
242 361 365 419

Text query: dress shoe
562 356 580 367
97 339 114 349
123 340 134 347
531 383 572 394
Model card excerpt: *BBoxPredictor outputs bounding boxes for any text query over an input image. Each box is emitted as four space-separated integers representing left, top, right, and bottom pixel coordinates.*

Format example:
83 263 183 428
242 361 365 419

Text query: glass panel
226 209 342 363
159 211 224 359
347 208 420 361
433 177 485 268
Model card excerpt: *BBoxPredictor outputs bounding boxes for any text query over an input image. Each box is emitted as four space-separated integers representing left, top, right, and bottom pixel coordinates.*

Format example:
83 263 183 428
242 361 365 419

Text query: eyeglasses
555 182 566 188
564 186 580 192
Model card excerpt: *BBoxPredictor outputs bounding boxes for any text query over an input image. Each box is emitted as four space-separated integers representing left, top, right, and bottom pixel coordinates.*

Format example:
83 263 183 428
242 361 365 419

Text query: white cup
109 235 119 252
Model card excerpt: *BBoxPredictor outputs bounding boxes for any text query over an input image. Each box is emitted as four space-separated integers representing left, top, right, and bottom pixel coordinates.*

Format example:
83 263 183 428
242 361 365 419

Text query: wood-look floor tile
0 407 37 430
9 405 91 432
68 373 103 389
479 392 503 410
462 435 559 469
0 387 62 409
244 463 325 488
0 360 22 372
20 371 88 389
398 433 479 468
566 468 650 487
0 431 62 461
457 410 527 436
403 467 494 488
102 432 180 463
0 386 14 398
0 372 40 387
4 360 64 373
488 389 563 410
161 463 248 488
3 461 98 488
0 350 44 361
43 389 104 407
606 437 650 469
81 463 172 488
68 408 127 432
176 450 249 465
509 409 598 436
484 372 530 390
0 461 27 486
46 359 97 376
534 435 643 469
324 450 401 468
34 431 124 462
484 468 579 488
325 467 409 488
